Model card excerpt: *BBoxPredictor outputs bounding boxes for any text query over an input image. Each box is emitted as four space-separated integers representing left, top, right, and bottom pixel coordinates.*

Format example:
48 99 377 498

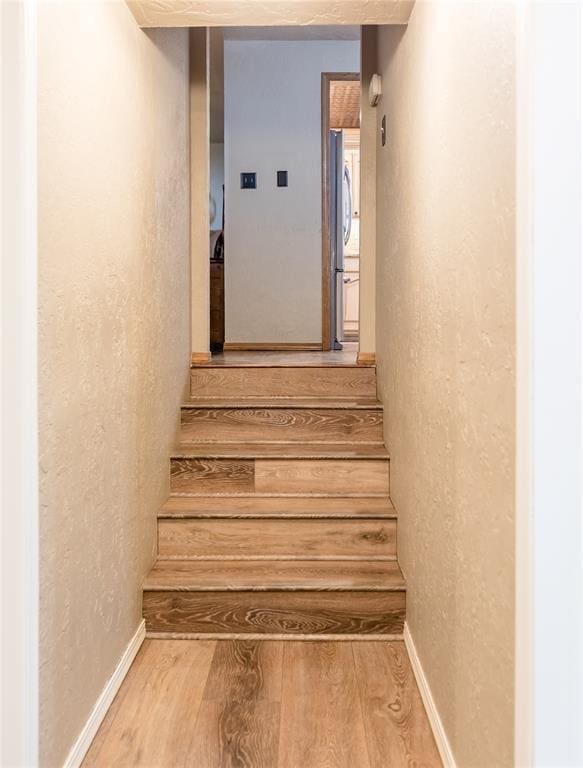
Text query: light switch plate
241 172 257 189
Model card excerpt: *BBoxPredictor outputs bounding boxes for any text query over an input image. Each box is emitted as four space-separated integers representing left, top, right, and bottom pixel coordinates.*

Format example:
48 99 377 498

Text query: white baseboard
62 619 146 768
403 622 457 768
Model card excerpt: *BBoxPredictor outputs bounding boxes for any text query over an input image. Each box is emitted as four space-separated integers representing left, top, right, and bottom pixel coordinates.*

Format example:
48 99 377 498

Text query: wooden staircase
142 356 406 639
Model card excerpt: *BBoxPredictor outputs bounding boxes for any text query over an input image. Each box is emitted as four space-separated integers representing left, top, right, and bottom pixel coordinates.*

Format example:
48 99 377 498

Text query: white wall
224 40 359 344
210 142 224 230
524 3 583 765
1 2 39 765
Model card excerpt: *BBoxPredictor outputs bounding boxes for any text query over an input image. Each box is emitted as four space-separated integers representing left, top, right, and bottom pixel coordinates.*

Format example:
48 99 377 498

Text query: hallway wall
374 5 515 766
224 39 359 345
358 27 377 357
37 4 189 765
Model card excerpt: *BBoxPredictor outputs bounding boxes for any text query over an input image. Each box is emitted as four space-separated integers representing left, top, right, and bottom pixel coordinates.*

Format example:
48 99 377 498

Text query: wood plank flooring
147 356 398 639
179 406 383 444
190 367 377 400
278 642 369 768
181 398 382 409
143 560 405 592
143 590 405 636
170 443 389 459
201 343 360 367
159 496 397 519
83 639 442 768
157 518 396 559
170 457 390 496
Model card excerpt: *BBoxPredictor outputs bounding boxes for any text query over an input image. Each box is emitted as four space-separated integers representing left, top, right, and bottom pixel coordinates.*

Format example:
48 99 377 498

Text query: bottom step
143 591 405 637
143 560 406 638
146 632 404 641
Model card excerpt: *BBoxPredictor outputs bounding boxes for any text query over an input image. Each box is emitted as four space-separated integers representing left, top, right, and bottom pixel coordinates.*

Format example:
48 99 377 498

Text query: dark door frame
321 72 360 350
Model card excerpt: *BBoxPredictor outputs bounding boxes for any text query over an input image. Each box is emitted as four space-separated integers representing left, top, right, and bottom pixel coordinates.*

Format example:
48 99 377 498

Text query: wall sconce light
369 74 382 107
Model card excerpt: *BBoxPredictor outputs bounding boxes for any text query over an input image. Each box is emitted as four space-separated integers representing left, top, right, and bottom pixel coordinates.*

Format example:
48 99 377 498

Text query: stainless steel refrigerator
329 129 352 350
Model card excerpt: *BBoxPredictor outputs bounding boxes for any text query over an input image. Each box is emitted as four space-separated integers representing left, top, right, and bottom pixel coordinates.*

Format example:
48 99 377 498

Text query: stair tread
144 559 405 592
171 442 389 459
183 398 382 410
160 496 396 518
191 361 374 369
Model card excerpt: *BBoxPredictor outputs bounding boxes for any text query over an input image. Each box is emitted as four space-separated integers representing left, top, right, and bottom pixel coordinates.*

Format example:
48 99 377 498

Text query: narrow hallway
20 3 523 767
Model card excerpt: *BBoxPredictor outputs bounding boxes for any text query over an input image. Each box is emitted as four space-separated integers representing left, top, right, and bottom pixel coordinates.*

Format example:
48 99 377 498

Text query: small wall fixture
369 74 382 107
240 172 257 189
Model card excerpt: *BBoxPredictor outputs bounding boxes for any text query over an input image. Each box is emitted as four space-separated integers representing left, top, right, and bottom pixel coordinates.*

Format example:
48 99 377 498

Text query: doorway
321 73 361 350
208 30 361 352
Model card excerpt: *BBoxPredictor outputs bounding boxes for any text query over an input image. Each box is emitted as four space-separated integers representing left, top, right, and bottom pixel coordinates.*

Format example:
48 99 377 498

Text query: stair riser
143 590 405 636
157 519 396 559
180 407 383 443
160 497 395 519
170 458 389 495
190 367 376 399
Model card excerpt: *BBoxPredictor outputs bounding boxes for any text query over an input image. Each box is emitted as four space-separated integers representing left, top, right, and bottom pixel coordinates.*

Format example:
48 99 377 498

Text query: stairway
142 356 406 639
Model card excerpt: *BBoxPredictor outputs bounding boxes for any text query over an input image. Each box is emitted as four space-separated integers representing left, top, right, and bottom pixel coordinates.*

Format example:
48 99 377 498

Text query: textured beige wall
38 3 189 765
375 4 515 766
358 26 377 357
189 27 210 359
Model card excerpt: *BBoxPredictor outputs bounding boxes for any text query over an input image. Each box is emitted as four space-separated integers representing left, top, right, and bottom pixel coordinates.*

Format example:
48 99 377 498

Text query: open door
321 73 360 350
329 129 355 350
329 129 344 349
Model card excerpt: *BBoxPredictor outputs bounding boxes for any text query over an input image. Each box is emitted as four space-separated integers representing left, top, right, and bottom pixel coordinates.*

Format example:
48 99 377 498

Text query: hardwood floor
170 456 390 496
83 639 442 768
279 642 368 768
206 343 360 367
143 560 404 591
143 591 405 637
157 518 396 559
158 495 397 519
179 405 384 444
85 353 431 764
189 367 377 400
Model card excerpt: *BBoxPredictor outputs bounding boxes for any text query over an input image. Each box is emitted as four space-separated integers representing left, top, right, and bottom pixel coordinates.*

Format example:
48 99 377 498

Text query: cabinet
343 255 359 341
210 259 224 352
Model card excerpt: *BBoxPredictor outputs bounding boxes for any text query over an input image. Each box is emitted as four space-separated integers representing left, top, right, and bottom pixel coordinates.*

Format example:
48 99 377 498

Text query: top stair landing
190 345 377 401
196 345 366 368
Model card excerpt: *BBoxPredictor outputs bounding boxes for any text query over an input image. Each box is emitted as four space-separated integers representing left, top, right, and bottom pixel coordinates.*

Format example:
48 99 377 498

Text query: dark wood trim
223 342 323 352
321 72 360 352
